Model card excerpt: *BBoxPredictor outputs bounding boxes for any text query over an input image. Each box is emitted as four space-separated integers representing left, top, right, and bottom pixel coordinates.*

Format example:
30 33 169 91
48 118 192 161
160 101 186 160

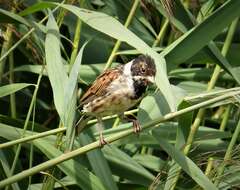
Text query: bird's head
127 55 156 85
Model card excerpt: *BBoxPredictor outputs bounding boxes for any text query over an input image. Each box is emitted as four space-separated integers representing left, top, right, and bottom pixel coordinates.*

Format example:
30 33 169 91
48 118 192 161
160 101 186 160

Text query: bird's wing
80 67 122 105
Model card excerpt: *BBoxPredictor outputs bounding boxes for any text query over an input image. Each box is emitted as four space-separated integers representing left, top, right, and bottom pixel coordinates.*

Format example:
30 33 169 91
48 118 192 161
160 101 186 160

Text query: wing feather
80 67 122 105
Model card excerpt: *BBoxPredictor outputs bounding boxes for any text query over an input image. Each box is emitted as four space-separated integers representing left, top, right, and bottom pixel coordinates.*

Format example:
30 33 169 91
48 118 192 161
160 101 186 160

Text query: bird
77 54 156 146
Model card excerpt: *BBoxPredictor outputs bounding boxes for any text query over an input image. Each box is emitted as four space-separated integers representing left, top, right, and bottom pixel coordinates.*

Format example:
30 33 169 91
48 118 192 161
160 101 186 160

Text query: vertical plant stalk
69 0 85 64
167 30 175 45
169 17 239 190
5 67 44 190
0 24 14 83
9 51 16 118
55 123 65 149
69 2 84 66
112 117 120 128
28 102 36 188
219 105 231 131
152 19 169 47
205 157 214 177
57 0 73 26
214 118 240 186
104 0 140 70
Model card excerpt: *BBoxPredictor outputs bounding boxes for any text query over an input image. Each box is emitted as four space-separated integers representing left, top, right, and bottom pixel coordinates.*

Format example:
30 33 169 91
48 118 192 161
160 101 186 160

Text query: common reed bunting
78 55 156 145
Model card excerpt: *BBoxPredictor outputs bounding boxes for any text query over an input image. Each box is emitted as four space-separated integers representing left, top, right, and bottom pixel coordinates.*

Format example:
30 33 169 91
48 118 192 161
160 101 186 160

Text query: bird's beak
147 76 155 84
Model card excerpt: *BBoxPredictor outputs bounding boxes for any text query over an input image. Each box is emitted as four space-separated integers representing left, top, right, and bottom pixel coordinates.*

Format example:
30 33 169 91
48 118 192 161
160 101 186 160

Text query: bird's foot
133 119 141 133
119 114 141 134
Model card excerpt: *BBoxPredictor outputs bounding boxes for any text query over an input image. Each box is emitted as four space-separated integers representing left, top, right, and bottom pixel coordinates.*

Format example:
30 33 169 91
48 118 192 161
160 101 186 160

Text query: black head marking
131 55 156 77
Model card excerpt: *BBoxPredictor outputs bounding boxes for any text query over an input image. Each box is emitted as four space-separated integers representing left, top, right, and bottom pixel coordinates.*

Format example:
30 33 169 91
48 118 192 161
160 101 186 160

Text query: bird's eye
141 67 146 73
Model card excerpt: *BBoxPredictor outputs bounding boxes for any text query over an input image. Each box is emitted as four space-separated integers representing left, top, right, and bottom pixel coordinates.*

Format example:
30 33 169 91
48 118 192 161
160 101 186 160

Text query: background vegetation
0 0 240 189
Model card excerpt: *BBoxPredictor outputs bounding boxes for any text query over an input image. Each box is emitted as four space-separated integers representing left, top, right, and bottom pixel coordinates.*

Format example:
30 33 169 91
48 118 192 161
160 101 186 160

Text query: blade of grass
64 42 88 151
0 127 65 149
152 19 169 47
0 83 34 98
0 8 29 26
0 109 139 150
45 10 68 123
0 123 106 190
28 102 36 188
9 52 16 118
219 105 232 131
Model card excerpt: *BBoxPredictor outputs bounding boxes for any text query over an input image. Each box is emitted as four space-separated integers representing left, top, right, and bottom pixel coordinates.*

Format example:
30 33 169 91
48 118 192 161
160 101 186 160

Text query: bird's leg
132 119 141 133
119 114 141 133
96 117 107 146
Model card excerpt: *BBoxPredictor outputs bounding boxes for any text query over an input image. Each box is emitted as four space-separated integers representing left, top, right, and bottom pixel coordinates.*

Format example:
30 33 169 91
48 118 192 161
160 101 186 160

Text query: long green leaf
133 154 166 172
63 42 87 112
0 83 34 98
64 42 88 147
0 8 29 26
45 11 68 122
63 42 88 126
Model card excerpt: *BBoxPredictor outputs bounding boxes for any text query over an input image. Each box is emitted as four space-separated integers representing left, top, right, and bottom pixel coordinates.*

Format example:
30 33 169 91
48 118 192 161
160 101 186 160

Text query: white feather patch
123 60 133 76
